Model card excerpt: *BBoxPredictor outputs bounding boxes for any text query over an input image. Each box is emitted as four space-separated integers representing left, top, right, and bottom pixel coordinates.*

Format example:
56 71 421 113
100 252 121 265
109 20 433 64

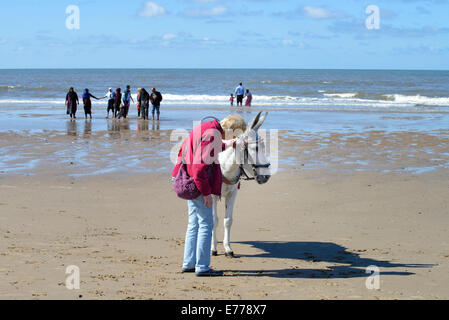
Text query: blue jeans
183 195 213 273
152 105 160 115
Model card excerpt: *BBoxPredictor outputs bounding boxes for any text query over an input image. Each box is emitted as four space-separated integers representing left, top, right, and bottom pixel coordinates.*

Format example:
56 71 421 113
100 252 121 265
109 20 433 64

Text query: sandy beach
2 0 449 302
1 114 448 300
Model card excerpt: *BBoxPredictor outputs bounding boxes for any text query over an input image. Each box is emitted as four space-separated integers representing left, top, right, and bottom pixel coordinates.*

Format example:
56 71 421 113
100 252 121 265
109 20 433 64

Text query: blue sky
1 0 449 69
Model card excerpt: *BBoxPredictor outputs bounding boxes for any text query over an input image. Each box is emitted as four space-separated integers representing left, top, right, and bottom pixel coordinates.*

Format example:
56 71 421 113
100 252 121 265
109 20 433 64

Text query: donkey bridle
223 134 271 185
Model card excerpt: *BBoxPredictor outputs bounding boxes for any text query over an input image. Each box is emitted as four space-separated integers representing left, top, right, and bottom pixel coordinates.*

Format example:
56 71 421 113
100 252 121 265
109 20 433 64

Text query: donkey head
236 111 271 184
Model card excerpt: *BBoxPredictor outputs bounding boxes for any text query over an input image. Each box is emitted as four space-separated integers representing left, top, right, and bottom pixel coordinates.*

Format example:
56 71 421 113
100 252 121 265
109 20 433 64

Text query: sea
1 69 449 111
0 69 448 176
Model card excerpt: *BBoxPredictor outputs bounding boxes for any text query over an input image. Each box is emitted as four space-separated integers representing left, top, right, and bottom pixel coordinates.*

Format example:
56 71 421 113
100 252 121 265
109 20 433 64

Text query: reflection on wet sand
136 119 162 141
107 119 131 138
67 120 78 136
152 119 160 131
83 120 92 138
137 119 149 132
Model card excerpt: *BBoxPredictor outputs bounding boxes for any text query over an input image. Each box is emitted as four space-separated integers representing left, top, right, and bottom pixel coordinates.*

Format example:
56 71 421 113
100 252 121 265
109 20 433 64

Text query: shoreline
0 126 448 177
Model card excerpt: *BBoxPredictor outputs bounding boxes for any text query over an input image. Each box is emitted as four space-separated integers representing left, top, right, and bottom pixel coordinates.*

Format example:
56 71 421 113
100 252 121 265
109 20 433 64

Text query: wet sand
0 111 449 299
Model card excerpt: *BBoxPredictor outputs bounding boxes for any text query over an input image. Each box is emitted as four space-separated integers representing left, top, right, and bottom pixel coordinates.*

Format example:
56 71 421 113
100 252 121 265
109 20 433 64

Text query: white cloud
162 33 177 40
303 6 335 19
185 5 228 17
139 2 166 17
282 39 305 48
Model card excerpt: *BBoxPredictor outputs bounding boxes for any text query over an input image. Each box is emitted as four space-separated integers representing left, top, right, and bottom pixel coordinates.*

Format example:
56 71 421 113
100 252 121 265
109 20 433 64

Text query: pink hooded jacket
172 120 225 197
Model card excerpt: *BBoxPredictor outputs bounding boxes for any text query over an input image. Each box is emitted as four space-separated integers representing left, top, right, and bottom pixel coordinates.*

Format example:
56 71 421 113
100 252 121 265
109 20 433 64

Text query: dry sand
0 124 448 300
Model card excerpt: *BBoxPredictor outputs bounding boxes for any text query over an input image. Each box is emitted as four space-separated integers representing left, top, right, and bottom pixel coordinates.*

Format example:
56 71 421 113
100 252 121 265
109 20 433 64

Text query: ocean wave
260 80 330 85
1 93 449 109
0 85 23 90
0 85 51 91
321 92 449 107
383 94 449 106
323 92 358 98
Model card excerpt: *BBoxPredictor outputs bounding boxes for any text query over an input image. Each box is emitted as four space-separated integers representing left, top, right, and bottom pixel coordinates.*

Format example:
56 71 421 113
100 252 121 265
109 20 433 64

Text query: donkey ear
247 111 262 133
252 112 268 132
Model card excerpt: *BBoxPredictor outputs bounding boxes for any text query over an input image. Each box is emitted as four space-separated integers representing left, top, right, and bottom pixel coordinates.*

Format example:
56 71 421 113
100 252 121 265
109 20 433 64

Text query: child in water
229 94 234 106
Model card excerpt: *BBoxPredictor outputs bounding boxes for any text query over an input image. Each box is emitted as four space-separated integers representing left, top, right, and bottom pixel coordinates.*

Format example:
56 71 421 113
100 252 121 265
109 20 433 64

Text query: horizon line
1 67 449 71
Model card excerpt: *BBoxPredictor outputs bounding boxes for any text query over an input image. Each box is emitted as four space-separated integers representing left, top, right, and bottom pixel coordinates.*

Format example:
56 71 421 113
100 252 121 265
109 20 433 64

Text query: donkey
211 111 271 257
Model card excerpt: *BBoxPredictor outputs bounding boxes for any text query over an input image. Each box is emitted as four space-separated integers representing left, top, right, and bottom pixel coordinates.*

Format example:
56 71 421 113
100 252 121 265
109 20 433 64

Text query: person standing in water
139 88 150 120
65 87 79 119
244 89 252 107
82 88 100 119
114 88 122 118
136 88 142 118
120 85 134 119
229 94 234 106
150 87 163 121
235 82 245 107
102 88 115 118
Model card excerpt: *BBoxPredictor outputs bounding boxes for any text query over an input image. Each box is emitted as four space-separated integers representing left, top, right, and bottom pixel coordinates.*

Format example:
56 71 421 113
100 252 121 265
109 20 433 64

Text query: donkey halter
226 133 271 185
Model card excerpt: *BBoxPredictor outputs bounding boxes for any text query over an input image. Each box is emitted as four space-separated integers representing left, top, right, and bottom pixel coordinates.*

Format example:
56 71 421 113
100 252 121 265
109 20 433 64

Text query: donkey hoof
225 251 235 258
211 250 218 256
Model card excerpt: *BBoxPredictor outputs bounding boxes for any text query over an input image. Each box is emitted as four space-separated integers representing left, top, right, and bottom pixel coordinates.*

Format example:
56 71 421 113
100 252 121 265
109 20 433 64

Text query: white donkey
212 111 271 257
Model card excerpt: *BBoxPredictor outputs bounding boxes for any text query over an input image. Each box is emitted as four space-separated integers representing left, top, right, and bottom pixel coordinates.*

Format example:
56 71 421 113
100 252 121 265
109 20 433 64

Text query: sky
1 0 449 69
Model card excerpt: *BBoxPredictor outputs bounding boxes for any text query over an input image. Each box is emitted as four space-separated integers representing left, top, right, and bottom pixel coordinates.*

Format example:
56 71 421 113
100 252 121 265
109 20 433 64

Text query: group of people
65 82 251 121
230 82 252 107
65 86 163 120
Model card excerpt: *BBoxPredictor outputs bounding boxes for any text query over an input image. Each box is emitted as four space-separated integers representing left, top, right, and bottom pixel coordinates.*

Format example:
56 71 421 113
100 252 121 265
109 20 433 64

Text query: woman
172 118 235 277
139 88 150 120
120 85 134 119
136 88 141 118
244 89 252 107
114 88 122 118
82 88 99 119
65 87 79 119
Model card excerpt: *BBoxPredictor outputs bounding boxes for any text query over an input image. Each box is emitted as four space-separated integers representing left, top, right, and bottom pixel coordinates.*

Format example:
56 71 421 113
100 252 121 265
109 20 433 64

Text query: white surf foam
1 93 449 110
383 94 449 106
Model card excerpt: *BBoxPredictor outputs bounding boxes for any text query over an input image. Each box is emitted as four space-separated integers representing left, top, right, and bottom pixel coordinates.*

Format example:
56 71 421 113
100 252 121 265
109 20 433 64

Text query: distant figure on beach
120 85 134 119
65 87 79 119
150 87 163 121
235 83 245 107
229 94 234 106
103 88 115 118
136 88 142 118
244 89 252 107
114 88 122 118
82 88 100 119
139 88 150 120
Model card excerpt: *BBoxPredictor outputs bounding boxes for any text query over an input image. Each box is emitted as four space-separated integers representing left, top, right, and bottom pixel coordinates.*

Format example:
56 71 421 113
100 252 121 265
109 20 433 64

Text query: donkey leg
223 188 238 257
211 196 219 256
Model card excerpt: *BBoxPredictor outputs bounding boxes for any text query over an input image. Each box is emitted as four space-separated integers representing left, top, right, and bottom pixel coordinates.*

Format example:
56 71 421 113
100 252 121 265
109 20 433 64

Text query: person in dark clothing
82 88 100 119
139 88 150 120
136 88 141 118
150 87 163 121
119 85 134 119
114 88 122 118
65 87 79 119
